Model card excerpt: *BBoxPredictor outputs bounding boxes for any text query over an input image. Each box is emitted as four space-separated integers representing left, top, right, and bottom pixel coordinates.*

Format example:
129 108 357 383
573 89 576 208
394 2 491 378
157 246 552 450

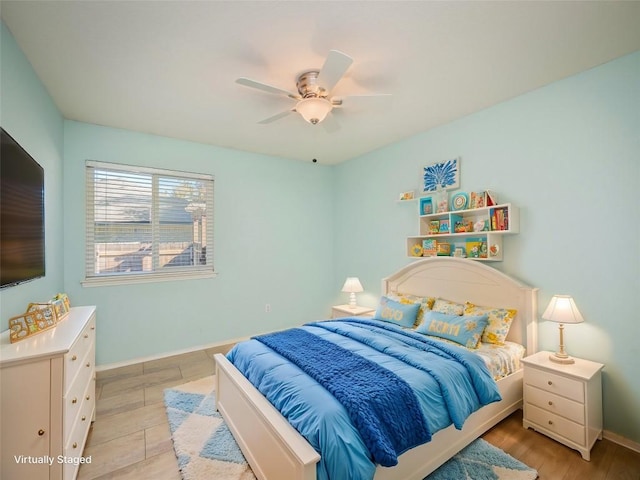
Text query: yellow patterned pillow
432 298 465 316
464 302 518 345
388 293 435 327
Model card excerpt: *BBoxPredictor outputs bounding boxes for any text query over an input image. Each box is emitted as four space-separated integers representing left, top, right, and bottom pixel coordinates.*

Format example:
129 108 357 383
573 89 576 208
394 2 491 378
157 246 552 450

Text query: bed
214 257 538 480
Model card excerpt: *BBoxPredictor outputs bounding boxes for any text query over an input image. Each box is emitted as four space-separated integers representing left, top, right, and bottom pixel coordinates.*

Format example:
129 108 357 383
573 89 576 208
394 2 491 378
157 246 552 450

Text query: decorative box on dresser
522 350 604 461
1 306 96 480
331 304 375 319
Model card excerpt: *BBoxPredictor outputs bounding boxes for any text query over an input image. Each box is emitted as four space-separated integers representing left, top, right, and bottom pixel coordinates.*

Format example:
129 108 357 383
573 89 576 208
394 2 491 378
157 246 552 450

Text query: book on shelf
490 206 509 231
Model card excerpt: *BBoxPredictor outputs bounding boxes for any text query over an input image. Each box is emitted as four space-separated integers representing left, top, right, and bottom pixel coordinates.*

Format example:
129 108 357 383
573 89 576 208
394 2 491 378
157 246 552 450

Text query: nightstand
331 304 375 319
522 351 604 460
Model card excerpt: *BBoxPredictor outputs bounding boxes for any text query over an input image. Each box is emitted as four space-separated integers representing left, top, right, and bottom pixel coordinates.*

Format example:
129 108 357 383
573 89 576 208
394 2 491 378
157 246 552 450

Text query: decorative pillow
388 293 435 326
432 298 465 316
416 311 489 349
464 302 518 345
374 296 420 328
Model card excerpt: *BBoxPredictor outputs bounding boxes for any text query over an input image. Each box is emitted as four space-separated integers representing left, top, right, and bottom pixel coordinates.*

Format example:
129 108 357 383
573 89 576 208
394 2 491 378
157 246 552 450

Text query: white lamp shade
341 277 363 293
542 295 584 324
296 97 332 124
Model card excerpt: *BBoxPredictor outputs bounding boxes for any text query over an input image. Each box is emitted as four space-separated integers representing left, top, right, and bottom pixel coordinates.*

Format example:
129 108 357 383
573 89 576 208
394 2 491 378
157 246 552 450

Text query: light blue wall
63 121 335 365
333 51 640 443
2 19 638 443
0 22 65 318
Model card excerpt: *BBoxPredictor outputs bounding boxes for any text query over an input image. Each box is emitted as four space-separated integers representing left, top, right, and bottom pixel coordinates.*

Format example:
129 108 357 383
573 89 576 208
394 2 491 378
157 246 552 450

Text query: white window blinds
85 161 214 284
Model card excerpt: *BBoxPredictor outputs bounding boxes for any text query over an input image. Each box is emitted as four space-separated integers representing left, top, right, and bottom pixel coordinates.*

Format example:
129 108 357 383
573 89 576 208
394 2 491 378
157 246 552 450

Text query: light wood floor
79 349 640 480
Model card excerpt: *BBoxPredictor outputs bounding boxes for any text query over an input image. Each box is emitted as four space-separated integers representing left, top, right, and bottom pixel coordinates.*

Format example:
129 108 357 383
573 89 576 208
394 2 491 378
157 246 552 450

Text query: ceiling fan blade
333 94 393 109
321 112 340 133
258 109 295 124
316 50 353 93
236 77 299 99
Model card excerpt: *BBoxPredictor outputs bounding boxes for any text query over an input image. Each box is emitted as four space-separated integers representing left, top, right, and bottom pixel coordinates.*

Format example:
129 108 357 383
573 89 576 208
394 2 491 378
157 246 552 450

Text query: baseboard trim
603 429 640 454
95 335 249 372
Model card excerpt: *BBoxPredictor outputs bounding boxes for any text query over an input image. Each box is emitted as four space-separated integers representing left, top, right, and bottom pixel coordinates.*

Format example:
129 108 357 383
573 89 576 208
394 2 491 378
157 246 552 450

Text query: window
84 161 214 285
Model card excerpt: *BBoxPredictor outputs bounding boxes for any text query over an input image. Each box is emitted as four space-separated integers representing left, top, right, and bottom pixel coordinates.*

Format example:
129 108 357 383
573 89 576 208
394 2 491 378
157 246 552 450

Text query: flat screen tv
1 128 45 288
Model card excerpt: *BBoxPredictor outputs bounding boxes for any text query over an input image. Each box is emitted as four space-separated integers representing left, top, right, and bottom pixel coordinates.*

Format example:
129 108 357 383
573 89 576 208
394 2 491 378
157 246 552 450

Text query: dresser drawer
525 367 584 403
64 315 96 392
63 343 95 437
525 384 584 424
63 379 95 480
526 403 585 446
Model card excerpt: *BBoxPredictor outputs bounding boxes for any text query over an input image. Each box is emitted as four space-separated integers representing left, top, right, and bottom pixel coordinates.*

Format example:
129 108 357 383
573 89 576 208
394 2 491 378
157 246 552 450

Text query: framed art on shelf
451 192 469 211
399 190 415 201
419 197 433 215
423 157 460 193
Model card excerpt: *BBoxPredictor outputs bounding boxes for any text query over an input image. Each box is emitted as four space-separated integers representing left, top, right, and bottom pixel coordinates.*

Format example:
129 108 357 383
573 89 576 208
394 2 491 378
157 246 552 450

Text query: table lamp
542 294 584 364
341 277 363 308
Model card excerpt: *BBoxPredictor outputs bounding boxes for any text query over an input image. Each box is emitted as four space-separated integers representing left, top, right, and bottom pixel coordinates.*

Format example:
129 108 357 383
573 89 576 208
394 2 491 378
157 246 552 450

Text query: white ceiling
2 1 640 165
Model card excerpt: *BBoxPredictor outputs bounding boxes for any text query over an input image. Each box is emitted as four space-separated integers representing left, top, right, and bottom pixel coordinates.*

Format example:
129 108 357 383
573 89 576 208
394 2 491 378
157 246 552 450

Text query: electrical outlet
265 304 271 313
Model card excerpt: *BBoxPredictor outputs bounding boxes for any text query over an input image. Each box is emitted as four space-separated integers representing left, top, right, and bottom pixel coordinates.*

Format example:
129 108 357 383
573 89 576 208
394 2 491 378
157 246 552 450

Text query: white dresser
1 306 96 480
522 350 603 460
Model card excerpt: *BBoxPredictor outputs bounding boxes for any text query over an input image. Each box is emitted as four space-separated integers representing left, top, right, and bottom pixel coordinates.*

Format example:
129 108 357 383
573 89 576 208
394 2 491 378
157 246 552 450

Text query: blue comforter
227 318 501 480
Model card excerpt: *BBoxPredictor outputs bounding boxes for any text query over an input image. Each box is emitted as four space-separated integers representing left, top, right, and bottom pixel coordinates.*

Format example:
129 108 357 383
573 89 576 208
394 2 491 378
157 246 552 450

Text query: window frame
82 160 215 287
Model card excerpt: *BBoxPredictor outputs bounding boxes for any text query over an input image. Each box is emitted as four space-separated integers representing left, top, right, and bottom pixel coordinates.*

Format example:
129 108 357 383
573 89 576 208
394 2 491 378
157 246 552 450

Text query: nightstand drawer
526 367 584 403
525 384 584 424
526 403 585 446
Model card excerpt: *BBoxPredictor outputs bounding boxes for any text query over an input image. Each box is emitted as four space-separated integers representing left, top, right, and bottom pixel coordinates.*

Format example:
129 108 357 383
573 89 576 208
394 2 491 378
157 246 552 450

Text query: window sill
82 270 217 287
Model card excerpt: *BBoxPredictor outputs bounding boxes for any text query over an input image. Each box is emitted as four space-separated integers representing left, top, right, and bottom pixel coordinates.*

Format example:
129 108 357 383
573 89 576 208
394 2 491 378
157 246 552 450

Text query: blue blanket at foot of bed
255 328 430 466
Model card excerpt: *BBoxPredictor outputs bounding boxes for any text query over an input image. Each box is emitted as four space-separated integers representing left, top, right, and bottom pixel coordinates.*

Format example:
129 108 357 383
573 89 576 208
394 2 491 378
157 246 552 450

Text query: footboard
214 353 320 480
215 353 523 480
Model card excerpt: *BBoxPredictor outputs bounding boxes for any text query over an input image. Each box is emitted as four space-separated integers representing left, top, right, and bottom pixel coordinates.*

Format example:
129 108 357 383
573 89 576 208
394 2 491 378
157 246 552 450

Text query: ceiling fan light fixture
296 97 332 125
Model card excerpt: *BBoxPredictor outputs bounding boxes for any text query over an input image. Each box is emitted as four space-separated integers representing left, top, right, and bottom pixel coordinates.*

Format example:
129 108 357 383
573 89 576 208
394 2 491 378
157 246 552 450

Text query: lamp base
549 352 575 364
349 292 357 308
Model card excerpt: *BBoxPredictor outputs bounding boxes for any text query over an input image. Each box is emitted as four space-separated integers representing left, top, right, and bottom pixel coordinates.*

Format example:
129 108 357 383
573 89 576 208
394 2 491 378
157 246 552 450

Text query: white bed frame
215 257 538 480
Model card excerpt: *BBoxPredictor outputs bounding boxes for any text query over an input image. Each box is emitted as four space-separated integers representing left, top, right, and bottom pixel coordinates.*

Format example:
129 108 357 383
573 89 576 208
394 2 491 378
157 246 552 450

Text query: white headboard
383 257 538 354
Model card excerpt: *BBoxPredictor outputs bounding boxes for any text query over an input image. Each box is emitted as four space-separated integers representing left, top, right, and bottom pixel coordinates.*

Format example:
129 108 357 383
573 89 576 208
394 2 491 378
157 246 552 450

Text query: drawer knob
548 401 553 406
547 380 552 385
84 334 89 339
82 416 87 421
548 420 553 425
73 442 78 449
86 395 91 400
72 355 77 361
72 397 78 404
91 326 95 330
86 362 91 368
38 429 45 436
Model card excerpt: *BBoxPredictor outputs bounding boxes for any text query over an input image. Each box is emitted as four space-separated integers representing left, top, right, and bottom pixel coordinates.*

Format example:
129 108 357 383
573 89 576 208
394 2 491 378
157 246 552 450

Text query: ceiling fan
236 50 391 128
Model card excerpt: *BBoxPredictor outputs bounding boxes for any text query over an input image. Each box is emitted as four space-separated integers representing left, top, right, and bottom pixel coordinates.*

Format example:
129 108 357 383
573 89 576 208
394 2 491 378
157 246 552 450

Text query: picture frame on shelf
422 239 437 257
419 196 433 215
469 190 498 209
451 192 469 211
399 190 415 201
423 157 460 193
